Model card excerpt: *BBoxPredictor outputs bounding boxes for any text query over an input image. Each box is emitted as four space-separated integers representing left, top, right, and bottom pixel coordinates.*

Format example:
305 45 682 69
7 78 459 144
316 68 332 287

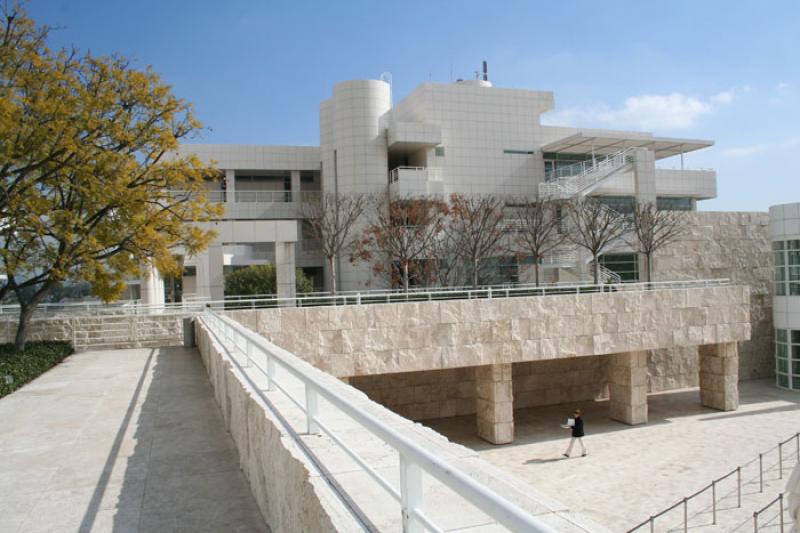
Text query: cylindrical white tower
769 202 800 390
319 79 392 291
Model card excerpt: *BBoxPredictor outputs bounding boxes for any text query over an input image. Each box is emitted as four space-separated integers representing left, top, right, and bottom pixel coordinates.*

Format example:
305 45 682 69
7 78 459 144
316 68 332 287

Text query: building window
594 195 636 215
599 253 639 282
774 239 800 296
657 197 693 211
776 328 800 390
435 146 445 157
503 149 534 155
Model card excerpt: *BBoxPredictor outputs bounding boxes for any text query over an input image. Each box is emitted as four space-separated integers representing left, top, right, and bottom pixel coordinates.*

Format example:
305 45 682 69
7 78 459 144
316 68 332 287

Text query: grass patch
0 341 74 398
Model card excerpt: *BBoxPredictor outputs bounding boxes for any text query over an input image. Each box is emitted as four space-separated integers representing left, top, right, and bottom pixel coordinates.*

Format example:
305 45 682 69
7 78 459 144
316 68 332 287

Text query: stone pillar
275 241 296 303
608 351 648 425
632 148 656 205
225 169 236 204
140 264 165 305
475 363 514 444
290 170 301 202
196 244 225 301
699 342 739 411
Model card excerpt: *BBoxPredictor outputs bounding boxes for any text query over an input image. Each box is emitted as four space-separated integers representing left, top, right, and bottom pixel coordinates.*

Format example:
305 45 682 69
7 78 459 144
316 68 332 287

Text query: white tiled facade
169 76 719 298
769 202 800 390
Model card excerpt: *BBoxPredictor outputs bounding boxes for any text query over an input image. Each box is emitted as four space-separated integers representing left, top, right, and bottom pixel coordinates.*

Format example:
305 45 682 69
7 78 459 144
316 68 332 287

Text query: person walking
562 409 586 458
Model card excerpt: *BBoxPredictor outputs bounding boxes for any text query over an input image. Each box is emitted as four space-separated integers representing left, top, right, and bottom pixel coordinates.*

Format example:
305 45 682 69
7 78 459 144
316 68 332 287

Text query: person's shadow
523 457 569 464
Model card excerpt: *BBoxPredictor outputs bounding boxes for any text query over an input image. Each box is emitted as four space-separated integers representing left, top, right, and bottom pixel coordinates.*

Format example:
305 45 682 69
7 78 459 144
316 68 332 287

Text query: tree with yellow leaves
0 5 221 350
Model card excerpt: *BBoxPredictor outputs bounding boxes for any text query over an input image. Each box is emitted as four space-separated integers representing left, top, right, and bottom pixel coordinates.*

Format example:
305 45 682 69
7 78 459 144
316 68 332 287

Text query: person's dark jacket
572 417 584 437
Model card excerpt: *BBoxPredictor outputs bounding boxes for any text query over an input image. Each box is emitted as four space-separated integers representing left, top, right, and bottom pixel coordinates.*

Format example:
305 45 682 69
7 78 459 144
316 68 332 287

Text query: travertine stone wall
608 351 649 425
475 363 514 444
225 284 750 378
194 320 361 533
0 314 184 349
350 356 609 422
699 342 739 411
653 211 772 384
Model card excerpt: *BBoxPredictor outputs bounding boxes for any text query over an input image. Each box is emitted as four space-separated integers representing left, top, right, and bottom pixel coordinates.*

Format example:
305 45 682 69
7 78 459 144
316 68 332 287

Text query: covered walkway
0 346 268 532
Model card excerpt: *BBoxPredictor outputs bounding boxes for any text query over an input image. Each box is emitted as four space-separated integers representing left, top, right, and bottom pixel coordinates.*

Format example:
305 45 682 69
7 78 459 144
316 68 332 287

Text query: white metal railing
598 264 623 284
201 309 557 533
539 147 635 198
1 279 733 318
167 190 321 204
388 166 442 185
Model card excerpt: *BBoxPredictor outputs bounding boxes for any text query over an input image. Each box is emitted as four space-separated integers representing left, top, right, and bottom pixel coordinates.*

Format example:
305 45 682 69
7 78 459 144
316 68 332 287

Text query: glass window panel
789 251 800 266
793 345 800 359
777 329 787 342
793 376 800 390
777 358 788 373
778 374 789 387
775 251 785 266
773 241 785 251
775 266 786 281
793 331 800 344
777 282 787 296
791 283 800 296
777 343 787 358
793 360 800 374
790 266 800 281
788 239 800 250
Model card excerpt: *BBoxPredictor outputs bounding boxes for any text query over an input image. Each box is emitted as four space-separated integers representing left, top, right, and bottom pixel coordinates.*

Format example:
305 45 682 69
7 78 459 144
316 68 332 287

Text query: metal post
305 385 319 435
265 355 275 391
759 453 764 492
780 493 785 533
737 466 741 508
753 511 758 533
712 481 717 524
649 517 654 533
400 454 424 533
683 497 688 533
779 442 783 479
488 287 492 299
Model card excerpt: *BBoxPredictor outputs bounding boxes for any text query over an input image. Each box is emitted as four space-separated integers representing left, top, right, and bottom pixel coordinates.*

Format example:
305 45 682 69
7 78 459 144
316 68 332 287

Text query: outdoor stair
539 146 635 199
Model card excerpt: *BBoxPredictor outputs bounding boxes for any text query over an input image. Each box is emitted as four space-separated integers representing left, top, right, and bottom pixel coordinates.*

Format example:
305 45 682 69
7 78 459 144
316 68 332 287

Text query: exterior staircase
539 147 635 199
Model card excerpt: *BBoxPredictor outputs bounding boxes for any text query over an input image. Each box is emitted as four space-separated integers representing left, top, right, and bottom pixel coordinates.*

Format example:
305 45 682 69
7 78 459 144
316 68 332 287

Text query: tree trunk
328 256 337 294
472 258 479 289
534 258 541 287
402 262 410 293
646 252 653 283
13 281 57 352
593 254 600 285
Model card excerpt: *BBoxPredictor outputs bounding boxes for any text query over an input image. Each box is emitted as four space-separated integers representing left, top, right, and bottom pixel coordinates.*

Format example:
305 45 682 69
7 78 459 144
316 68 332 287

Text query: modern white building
164 69 718 301
770 202 800 390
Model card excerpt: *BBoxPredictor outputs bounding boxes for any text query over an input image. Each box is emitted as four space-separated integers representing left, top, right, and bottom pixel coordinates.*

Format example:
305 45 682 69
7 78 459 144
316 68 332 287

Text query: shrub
224 264 314 297
0 341 74 398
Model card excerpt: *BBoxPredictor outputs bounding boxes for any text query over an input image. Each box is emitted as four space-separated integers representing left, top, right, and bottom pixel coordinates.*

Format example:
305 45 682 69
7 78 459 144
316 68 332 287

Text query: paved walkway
0 346 268 533
426 379 799 532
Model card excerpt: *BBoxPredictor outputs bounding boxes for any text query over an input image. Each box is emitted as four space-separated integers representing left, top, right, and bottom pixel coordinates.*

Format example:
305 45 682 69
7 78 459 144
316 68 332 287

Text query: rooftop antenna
379 71 393 107
482 60 488 81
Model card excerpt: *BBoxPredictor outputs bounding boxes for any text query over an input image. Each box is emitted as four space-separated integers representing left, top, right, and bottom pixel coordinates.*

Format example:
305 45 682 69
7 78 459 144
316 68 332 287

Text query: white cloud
742 84 754 93
543 90 735 131
722 136 800 158
777 82 791 91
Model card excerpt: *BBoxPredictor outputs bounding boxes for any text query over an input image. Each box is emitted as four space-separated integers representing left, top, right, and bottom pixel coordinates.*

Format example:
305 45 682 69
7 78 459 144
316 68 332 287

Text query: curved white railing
201 309 557 533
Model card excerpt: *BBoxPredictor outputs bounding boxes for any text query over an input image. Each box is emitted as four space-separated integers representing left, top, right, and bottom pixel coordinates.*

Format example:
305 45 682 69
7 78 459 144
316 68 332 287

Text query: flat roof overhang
540 132 714 160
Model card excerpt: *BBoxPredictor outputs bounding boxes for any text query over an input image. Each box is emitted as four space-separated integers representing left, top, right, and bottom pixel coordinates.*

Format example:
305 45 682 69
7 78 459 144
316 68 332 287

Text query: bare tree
352 196 448 292
446 194 509 288
628 201 684 282
512 197 567 286
301 193 368 294
566 198 629 284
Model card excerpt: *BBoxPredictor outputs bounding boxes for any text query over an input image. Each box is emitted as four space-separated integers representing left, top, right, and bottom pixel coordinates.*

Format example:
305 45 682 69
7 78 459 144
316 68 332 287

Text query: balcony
388 166 443 196
387 122 442 150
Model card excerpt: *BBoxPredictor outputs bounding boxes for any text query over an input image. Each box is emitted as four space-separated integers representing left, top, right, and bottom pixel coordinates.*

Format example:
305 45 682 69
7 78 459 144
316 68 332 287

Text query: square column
632 148 656 205
475 363 514 444
609 351 648 425
699 342 739 411
275 241 296 304
195 244 224 301
225 169 236 204
290 170 301 202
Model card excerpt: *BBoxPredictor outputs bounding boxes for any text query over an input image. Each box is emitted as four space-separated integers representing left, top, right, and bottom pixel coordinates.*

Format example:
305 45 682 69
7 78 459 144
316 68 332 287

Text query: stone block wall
194 320 361 533
653 211 773 384
512 356 610 409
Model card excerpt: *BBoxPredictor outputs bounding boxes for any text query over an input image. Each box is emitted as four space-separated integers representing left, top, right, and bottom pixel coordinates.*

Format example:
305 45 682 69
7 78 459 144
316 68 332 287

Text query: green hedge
0 341 74 398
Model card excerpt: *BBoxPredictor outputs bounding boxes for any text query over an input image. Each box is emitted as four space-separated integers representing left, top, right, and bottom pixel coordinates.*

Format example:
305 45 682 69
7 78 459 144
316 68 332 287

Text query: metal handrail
0 278 734 319
626 432 800 532
540 147 635 198
753 493 785 533
166 190 321 204
201 309 556 533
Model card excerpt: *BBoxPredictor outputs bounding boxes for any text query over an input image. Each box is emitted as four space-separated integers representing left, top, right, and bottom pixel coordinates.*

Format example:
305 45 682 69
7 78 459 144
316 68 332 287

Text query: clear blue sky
29 0 800 212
